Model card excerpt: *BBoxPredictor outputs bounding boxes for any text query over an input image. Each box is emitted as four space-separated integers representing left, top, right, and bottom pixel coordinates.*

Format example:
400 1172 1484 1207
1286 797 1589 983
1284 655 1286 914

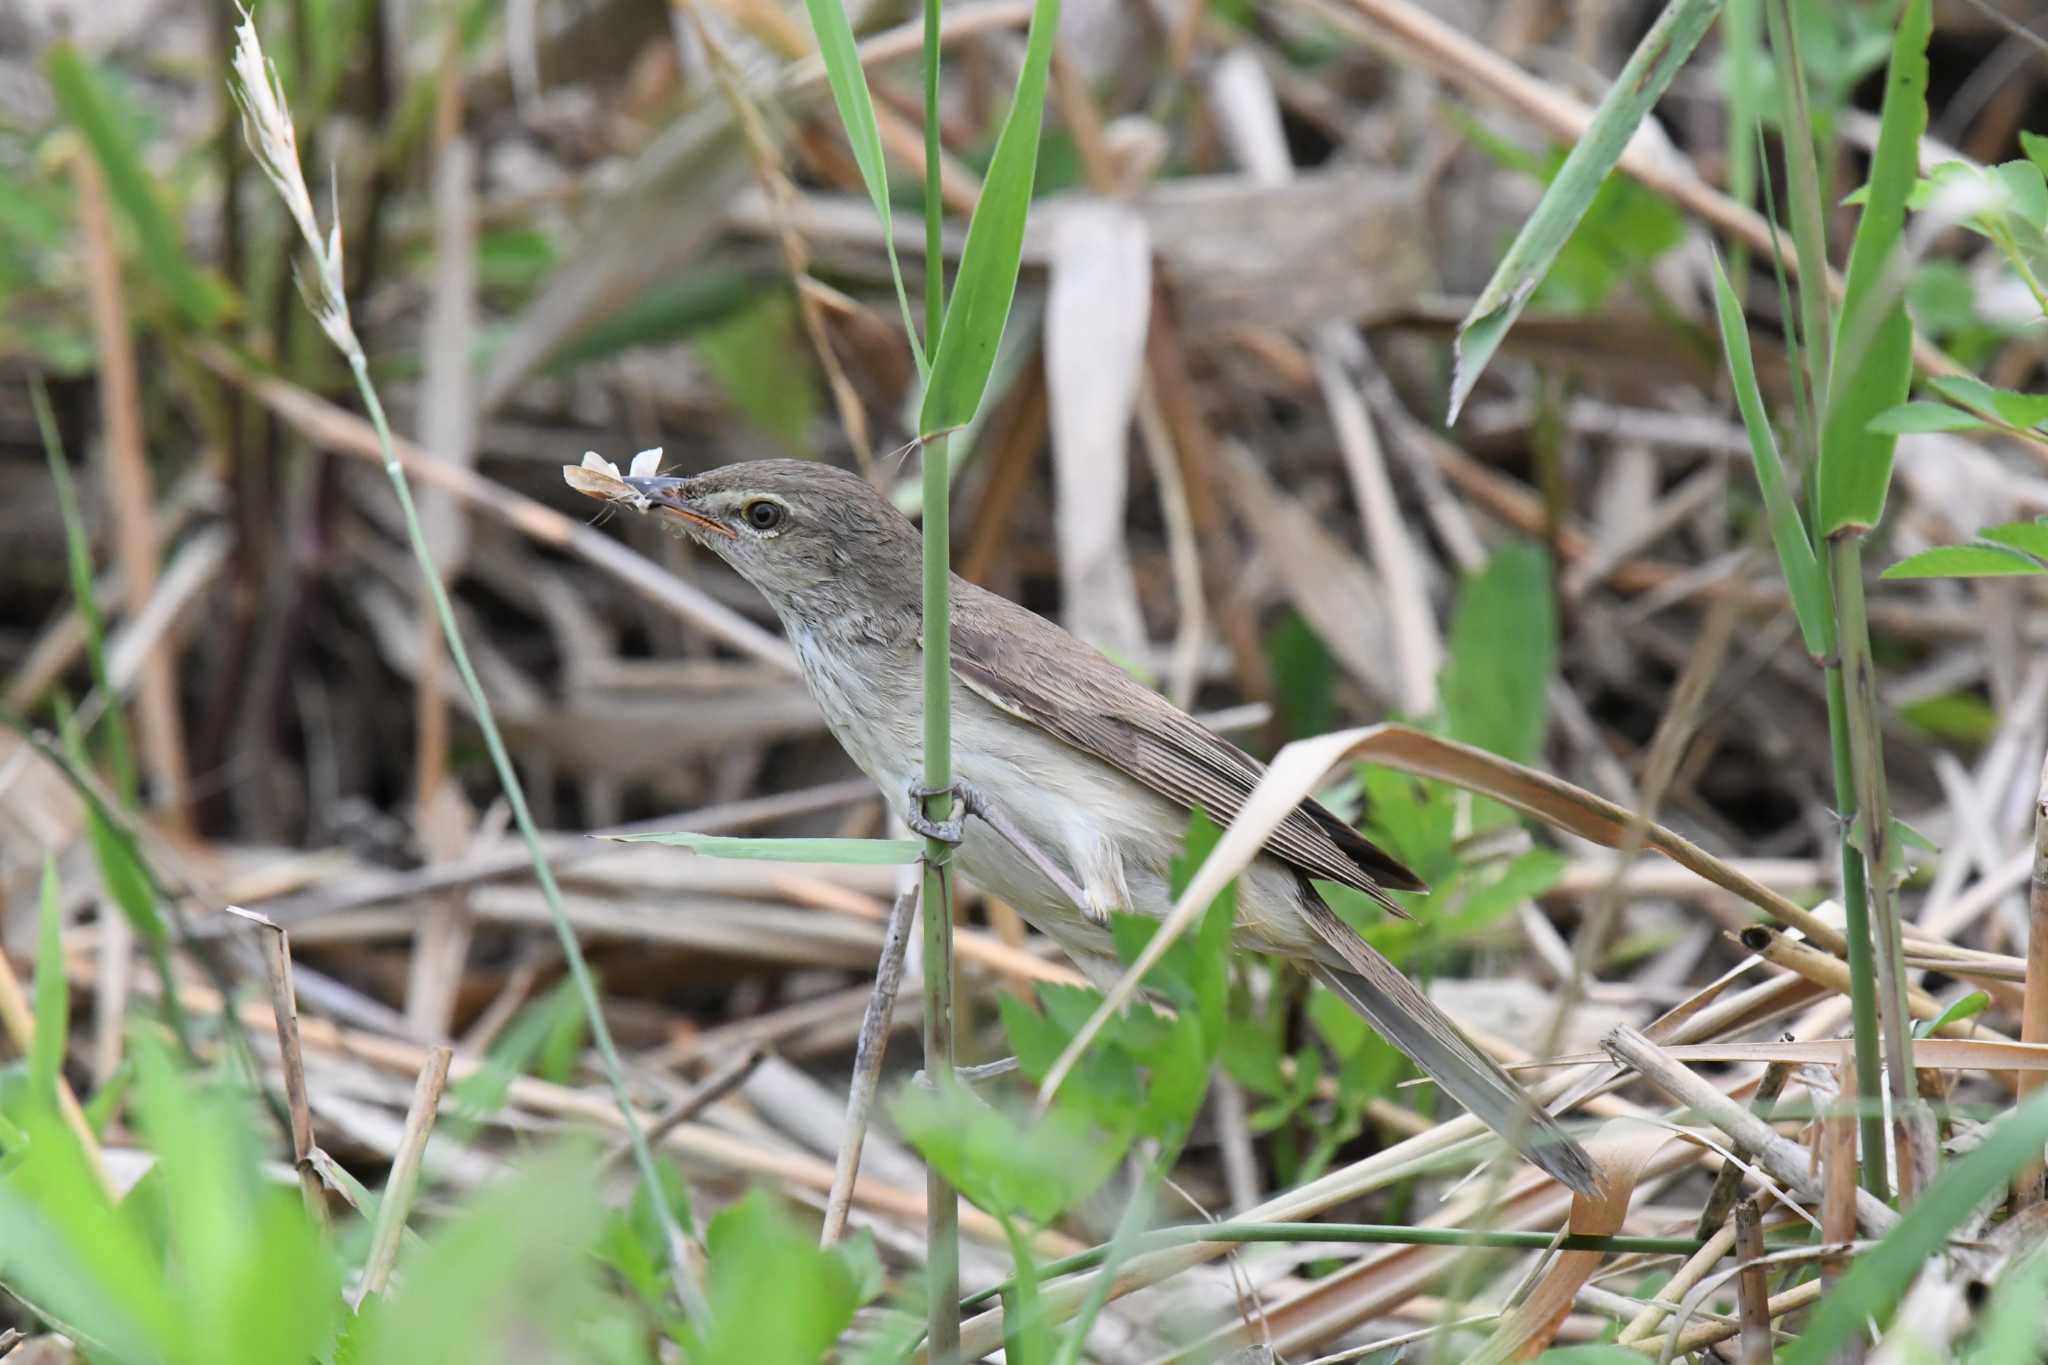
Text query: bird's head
625 459 922 618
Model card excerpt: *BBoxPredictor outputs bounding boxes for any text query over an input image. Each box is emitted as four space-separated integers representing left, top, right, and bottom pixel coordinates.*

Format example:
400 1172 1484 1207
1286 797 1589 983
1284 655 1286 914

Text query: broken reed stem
824 888 921 1246
1823 1051 1859 1296
1697 1049 1793 1238
1601 1024 1898 1237
1734 1200 1773 1365
2019 749 2048 1206
227 906 328 1234
354 1043 452 1305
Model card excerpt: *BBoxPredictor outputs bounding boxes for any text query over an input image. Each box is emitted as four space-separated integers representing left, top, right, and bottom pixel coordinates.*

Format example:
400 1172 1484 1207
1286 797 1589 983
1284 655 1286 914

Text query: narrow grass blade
31 860 67 1102
1448 0 1723 423
1783 1090 2048 1364
917 0 1060 438
1869 400 1987 434
799 0 927 374
1881 545 2045 580
32 379 135 801
46 42 229 329
603 832 924 864
1814 0 1930 535
1710 254 1831 656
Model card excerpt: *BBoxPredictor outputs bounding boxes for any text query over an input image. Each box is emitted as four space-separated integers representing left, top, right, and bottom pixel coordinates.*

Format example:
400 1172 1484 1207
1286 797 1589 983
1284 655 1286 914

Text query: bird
581 456 1595 1196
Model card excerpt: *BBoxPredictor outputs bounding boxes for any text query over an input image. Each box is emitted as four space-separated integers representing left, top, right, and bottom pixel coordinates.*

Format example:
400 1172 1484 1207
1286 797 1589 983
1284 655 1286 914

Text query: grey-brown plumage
614 458 1594 1196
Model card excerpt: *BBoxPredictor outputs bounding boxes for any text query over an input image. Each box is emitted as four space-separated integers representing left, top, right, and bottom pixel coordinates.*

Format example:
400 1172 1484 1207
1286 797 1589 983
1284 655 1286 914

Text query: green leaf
83 808 168 943
797 0 925 374
1814 0 1930 534
2023 130 2048 184
917 0 1060 437
1711 253 1831 657
893 1077 1124 1223
1867 400 1988 434
45 42 230 328
999 1214 1053 1365
1784 1090 2048 1364
1932 375 2048 431
1980 520 2048 560
132 1037 343 1365
1993 159 2048 235
602 832 923 863
1911 990 1988 1039
1880 544 2045 580
1899 691 1998 745
356 1147 609 1365
692 1190 861 1365
1441 542 1556 766
1446 0 1722 421
30 860 66 1103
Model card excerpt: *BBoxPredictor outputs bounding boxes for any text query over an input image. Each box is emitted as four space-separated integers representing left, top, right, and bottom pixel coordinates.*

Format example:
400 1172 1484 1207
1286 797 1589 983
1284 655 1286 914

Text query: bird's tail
1300 894 1598 1197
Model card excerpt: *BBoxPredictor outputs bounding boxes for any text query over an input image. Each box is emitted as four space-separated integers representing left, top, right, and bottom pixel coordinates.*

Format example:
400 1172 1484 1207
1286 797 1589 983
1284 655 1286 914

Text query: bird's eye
743 499 786 531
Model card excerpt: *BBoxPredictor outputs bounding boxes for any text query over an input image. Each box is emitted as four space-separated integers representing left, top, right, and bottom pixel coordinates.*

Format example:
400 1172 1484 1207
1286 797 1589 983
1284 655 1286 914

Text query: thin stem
348 358 709 1323
919 0 960 1355
1829 535 1918 1173
1823 661 1888 1201
1764 0 1832 415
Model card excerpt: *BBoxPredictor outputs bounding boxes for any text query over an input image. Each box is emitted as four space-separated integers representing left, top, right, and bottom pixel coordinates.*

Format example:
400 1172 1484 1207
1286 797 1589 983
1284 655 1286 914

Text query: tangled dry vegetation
2 0 2048 1360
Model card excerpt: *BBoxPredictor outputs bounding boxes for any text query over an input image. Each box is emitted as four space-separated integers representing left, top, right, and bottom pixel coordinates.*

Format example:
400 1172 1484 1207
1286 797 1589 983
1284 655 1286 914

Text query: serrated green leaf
603 832 922 863
1880 544 2045 580
1866 400 1988 434
1815 0 1930 534
918 0 1060 437
798 0 925 374
1447 0 1723 421
1712 253 1831 657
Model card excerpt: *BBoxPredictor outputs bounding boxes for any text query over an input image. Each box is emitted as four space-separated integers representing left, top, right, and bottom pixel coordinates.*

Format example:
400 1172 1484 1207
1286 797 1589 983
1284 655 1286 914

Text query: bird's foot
905 781 965 845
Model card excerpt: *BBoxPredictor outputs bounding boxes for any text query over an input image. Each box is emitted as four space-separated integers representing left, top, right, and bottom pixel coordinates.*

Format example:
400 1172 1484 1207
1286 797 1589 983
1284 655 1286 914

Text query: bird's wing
947 591 1424 914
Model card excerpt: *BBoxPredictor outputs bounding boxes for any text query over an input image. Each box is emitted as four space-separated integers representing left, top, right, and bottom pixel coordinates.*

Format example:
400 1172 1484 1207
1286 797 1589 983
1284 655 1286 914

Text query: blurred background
2 0 2047 1353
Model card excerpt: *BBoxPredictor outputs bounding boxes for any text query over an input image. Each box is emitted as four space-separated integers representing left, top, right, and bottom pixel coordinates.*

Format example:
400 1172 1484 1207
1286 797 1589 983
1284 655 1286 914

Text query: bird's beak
624 476 736 539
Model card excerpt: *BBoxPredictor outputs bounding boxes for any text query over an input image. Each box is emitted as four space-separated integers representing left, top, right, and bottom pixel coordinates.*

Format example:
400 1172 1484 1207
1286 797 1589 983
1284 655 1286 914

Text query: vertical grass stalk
1823 661 1889 1200
918 1 961 1358
231 16 708 1316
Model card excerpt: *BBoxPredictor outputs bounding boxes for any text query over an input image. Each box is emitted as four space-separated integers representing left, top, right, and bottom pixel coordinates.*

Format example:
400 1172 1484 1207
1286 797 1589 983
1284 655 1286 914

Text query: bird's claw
906 781 965 846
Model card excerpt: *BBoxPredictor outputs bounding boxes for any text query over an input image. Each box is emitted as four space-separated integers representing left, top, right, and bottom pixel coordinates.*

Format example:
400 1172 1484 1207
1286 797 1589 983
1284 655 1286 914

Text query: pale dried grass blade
1045 202 1153 661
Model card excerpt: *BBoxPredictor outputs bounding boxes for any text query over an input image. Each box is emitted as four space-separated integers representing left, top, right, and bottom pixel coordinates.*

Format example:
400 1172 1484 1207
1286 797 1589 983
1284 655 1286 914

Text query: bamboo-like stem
918 0 960 1353
2018 751 2048 1205
1824 657 1889 1202
1829 535 1921 1199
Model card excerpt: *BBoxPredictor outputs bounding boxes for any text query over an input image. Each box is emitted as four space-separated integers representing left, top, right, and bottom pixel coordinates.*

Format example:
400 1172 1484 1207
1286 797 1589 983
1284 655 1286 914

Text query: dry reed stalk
2019 750 2048 1204
354 1044 453 1305
1734 1199 1773 1364
226 906 329 1233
